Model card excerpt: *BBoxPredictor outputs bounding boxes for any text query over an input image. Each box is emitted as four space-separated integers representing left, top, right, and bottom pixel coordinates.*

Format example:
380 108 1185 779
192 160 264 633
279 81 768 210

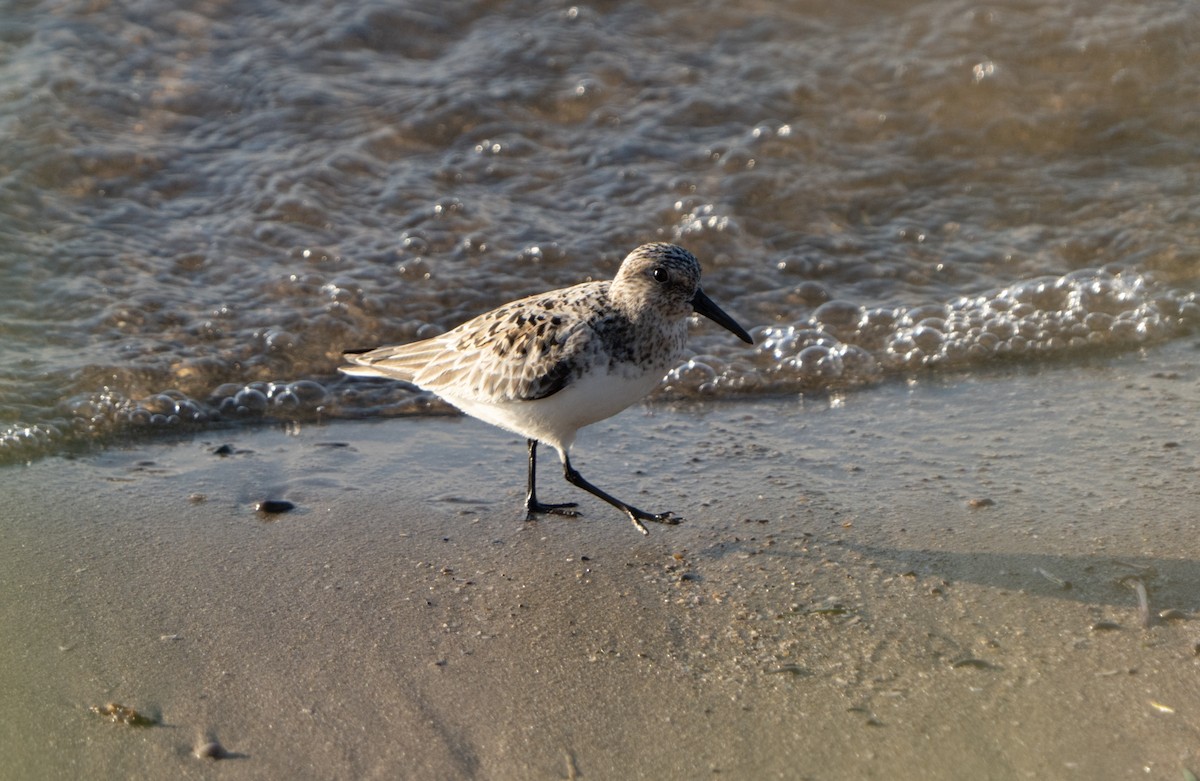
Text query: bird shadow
696 533 1199 617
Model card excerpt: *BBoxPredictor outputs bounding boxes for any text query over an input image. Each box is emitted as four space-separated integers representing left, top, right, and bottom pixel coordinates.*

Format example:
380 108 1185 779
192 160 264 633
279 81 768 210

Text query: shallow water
2 0 1198 462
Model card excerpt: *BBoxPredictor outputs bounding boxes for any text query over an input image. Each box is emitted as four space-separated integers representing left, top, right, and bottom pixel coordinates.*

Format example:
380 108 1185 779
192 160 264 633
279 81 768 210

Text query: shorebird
341 242 753 534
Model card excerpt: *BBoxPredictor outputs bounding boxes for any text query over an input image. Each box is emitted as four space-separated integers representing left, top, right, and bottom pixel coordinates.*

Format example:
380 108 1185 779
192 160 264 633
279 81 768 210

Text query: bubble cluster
208 380 330 417
0 422 64 460
663 267 1199 398
758 268 1198 391
126 389 214 427
0 380 336 465
2 265 1197 463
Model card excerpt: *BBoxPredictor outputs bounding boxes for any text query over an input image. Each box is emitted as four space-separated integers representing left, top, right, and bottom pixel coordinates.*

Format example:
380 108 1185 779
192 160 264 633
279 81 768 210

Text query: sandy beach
3 1 1198 777
3 339 1200 780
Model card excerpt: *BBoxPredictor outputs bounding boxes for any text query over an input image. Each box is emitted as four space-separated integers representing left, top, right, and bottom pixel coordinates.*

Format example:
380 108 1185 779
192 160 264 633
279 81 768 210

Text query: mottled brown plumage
341 243 752 534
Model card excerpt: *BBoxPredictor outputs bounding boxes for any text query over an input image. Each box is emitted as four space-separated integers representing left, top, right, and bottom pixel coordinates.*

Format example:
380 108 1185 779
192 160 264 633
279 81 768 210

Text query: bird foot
628 510 680 536
525 500 580 520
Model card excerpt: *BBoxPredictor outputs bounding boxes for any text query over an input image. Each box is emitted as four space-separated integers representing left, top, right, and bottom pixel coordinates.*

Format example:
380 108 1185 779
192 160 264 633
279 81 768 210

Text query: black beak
691 288 753 344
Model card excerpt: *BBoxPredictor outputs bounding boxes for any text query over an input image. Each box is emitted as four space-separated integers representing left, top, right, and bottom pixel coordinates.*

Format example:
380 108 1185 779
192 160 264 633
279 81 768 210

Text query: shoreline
3 342 1200 779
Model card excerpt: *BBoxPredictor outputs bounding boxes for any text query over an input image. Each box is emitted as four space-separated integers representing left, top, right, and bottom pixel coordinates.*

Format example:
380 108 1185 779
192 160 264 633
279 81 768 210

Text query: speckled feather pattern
343 243 701 405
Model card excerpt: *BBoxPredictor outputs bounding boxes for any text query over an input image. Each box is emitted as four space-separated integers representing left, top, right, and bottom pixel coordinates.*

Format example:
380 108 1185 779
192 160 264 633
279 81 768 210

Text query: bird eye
652 267 669 283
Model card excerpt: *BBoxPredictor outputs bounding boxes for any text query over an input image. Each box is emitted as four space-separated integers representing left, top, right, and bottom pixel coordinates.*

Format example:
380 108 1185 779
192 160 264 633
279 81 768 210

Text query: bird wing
341 284 609 403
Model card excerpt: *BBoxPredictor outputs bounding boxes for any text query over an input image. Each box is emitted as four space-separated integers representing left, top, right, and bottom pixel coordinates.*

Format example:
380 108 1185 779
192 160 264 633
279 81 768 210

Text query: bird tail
339 341 443 383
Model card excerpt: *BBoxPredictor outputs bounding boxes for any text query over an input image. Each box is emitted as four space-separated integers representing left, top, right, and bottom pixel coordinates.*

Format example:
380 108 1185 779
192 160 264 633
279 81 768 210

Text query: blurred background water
1 0 1198 463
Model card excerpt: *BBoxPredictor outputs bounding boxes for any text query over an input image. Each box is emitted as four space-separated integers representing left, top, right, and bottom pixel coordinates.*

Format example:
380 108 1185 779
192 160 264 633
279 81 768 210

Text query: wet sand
3 341 1200 780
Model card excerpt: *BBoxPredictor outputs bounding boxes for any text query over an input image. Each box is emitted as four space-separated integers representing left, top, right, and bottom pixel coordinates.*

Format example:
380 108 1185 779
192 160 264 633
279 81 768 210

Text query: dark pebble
213 444 234 456
255 500 295 514
194 740 227 759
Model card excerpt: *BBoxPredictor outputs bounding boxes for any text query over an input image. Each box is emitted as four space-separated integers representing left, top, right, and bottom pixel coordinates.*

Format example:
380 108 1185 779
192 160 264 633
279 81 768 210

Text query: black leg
524 439 578 519
561 454 678 535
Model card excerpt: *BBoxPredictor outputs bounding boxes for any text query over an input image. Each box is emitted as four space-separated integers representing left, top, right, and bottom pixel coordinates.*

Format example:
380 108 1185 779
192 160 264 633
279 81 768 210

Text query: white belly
446 369 664 457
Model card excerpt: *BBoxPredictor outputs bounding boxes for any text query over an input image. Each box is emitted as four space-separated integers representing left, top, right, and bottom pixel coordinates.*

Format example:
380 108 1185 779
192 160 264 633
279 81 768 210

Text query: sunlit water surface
1 0 1198 462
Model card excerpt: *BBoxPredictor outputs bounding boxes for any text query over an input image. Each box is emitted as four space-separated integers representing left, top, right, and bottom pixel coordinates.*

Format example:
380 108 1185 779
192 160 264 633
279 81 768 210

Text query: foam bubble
680 266 1197 396
0 378 339 464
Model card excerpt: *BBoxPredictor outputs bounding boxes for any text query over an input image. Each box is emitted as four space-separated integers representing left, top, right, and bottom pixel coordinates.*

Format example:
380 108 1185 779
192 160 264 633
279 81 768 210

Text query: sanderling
341 243 753 534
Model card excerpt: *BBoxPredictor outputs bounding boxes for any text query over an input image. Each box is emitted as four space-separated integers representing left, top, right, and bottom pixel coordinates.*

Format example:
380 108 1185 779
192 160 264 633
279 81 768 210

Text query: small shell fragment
89 702 156 727
1034 567 1071 590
